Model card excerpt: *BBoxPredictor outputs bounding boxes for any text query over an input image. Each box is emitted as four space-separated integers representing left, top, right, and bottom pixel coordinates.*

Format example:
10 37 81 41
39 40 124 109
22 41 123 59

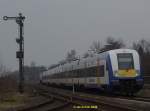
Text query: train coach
40 49 143 95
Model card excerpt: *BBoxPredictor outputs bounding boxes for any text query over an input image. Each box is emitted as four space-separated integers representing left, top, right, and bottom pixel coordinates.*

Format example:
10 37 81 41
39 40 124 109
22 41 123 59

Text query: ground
0 76 149 110
0 92 31 110
136 84 150 97
0 76 41 111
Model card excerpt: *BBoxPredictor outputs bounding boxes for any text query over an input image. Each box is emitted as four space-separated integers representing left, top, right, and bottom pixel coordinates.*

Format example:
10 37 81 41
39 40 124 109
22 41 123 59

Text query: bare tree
133 39 150 55
90 41 102 53
83 52 90 58
30 61 36 67
132 39 150 76
66 49 77 62
89 37 125 53
58 60 67 65
103 36 125 50
0 64 7 75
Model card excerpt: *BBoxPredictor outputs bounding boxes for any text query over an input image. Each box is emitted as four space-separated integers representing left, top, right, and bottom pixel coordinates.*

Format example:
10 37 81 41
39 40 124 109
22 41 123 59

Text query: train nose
111 78 143 94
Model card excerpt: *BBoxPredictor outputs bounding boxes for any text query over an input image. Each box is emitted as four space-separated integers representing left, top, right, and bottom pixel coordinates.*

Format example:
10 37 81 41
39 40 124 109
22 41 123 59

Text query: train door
98 59 109 85
96 58 101 85
105 61 109 84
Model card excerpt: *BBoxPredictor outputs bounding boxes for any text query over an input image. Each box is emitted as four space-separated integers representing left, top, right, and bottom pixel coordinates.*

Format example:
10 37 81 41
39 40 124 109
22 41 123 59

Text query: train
40 49 143 95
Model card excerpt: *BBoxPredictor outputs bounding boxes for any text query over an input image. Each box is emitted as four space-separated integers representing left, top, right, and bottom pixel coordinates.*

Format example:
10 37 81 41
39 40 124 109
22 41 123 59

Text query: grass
0 92 31 109
0 77 30 110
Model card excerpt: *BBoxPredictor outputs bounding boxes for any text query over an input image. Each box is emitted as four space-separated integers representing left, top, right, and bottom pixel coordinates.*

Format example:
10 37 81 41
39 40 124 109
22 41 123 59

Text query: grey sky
0 0 150 70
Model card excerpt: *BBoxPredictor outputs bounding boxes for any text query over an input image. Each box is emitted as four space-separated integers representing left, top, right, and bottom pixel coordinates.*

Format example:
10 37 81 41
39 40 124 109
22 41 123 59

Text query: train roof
107 48 137 53
42 49 138 75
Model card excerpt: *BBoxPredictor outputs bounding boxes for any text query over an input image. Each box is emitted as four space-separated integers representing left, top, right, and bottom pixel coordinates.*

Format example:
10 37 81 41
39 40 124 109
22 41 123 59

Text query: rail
144 76 150 84
36 84 150 111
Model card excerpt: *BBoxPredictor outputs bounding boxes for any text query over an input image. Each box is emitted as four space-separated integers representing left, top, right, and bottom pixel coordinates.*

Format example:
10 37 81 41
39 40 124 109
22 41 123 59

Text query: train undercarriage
111 79 143 96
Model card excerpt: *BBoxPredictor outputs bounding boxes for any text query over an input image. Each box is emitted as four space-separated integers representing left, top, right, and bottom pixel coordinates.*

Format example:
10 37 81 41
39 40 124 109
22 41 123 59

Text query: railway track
17 84 150 111
19 88 99 111
33 84 150 111
37 89 131 111
17 91 71 111
37 89 99 111
73 84 150 103
116 96 150 103
144 76 150 84
80 88 150 103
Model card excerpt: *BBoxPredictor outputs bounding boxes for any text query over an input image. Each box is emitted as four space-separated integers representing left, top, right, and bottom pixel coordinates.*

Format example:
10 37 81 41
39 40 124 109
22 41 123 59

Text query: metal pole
73 83 75 94
3 13 25 94
18 13 24 93
72 78 75 94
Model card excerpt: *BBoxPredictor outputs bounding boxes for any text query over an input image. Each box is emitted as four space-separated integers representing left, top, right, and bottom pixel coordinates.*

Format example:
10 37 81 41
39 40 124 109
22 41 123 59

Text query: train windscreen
117 53 134 70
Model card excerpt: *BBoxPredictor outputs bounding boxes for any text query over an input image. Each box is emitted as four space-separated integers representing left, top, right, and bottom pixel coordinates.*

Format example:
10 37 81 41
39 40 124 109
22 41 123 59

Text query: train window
76 70 79 78
73 70 76 77
99 65 104 77
93 67 97 76
70 71 73 78
63 72 66 78
106 62 109 71
78 69 81 77
72 71 74 78
72 70 76 78
69 71 72 78
117 53 134 70
90 67 96 77
78 61 80 65
80 68 83 77
64 72 68 78
88 67 92 77
78 69 80 77
84 66 97 77
75 69 78 77
81 68 86 77
85 68 88 77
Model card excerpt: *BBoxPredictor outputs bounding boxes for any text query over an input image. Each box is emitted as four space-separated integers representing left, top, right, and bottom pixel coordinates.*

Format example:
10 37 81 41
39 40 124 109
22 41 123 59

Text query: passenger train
40 49 143 95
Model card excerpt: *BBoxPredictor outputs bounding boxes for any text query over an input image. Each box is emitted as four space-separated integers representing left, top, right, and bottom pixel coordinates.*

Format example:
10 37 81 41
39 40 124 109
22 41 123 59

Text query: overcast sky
0 0 150 70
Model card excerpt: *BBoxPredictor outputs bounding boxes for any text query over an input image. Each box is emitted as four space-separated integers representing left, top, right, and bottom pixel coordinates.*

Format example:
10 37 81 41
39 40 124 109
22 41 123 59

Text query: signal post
3 13 25 93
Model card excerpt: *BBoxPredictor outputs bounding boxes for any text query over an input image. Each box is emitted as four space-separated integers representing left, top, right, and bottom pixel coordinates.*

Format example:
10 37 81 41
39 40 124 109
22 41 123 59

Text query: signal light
16 38 21 44
3 16 8 20
16 51 24 58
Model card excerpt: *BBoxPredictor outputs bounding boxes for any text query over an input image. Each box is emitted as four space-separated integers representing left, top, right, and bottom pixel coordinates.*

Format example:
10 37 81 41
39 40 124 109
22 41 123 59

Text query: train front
108 49 143 94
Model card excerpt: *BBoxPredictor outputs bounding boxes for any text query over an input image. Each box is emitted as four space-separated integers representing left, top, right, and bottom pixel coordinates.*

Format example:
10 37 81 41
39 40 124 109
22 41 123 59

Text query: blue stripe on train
106 54 113 91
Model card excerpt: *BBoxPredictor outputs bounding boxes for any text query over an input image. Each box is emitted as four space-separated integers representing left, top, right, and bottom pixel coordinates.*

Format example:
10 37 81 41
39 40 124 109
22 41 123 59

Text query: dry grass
0 76 29 110
0 76 17 93
0 93 30 108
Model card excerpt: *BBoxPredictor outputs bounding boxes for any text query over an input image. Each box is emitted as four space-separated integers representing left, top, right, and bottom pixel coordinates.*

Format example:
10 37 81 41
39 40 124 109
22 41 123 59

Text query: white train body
40 49 143 94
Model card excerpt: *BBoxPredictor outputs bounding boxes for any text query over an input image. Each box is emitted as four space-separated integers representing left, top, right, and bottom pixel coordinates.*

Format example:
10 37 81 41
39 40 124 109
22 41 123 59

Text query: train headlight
136 70 140 76
114 70 118 76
